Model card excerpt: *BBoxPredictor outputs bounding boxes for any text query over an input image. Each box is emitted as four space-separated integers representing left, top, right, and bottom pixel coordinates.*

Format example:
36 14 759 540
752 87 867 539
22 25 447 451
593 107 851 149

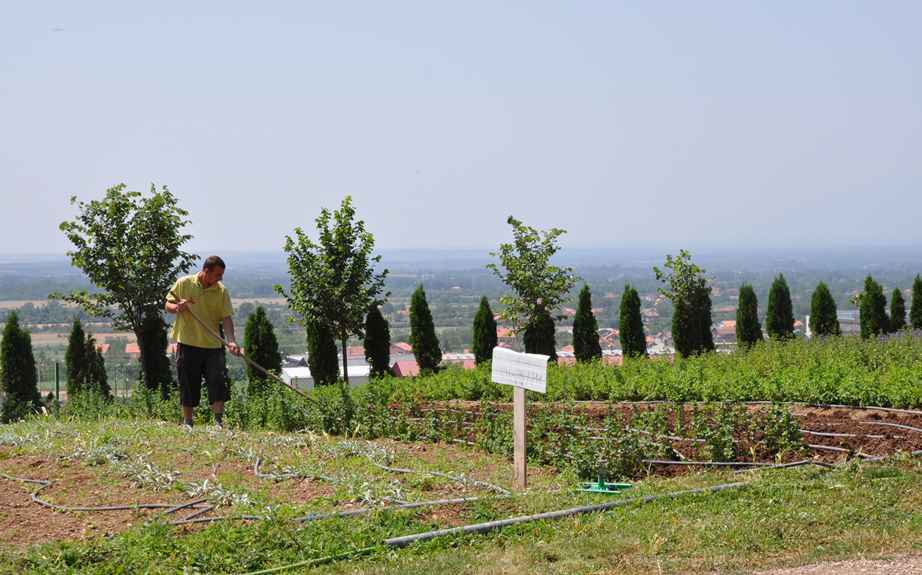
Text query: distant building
391 360 420 377
280 364 370 391
805 310 860 337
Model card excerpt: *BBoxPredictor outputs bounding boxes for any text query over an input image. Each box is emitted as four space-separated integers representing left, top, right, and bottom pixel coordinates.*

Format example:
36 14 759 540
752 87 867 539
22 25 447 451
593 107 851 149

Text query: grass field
2 412 922 574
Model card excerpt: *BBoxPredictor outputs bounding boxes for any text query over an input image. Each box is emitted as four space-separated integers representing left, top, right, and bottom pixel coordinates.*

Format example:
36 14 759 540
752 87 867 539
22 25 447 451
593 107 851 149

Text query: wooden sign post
491 347 548 490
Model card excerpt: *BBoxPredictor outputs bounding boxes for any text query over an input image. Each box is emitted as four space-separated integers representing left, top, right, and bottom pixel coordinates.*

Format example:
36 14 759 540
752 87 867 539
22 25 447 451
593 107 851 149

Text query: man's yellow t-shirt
169 274 234 349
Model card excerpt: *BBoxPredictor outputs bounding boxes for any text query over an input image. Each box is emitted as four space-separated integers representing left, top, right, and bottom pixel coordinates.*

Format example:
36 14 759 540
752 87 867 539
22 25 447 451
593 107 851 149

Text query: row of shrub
57 380 804 481
377 334 922 407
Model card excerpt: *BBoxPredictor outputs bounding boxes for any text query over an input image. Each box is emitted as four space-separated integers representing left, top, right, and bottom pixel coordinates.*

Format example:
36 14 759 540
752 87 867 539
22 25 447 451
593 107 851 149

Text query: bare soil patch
0 454 194 548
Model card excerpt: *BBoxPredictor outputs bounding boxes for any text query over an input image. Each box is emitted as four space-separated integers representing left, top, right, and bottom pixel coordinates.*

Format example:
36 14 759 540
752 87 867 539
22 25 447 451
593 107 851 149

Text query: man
165 255 241 429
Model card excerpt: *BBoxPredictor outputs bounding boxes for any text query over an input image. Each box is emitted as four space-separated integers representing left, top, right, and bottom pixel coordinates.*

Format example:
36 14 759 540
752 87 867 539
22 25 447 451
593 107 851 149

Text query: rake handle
167 290 315 402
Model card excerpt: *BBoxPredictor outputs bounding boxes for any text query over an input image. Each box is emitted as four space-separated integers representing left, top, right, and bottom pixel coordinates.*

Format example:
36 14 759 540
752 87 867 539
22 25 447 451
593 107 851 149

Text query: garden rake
167 290 317 404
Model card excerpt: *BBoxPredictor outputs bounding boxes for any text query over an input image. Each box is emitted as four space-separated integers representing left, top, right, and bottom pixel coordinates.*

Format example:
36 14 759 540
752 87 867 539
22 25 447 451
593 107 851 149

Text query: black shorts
176 343 229 407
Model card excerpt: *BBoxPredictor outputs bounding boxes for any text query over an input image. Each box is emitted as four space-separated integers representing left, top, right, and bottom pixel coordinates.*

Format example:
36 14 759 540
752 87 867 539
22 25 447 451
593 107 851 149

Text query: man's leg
205 348 230 427
182 405 195 426
211 401 225 426
177 344 204 427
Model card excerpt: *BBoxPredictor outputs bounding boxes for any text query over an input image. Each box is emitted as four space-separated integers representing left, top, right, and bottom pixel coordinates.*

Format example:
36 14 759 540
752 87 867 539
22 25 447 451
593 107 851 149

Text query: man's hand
167 297 196 314
226 341 241 356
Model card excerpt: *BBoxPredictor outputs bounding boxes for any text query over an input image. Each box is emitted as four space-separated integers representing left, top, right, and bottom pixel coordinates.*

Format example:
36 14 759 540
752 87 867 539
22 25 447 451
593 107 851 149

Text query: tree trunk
341 336 349 386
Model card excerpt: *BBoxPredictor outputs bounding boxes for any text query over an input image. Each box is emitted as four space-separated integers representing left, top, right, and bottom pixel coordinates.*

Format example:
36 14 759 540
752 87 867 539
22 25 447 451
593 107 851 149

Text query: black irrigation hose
0 471 211 514
383 481 749 548
242 546 379 575
806 403 922 417
643 460 777 468
252 457 337 484
364 459 511 495
181 504 215 521
171 494 509 526
800 429 885 439
239 482 749 575
857 448 922 463
856 420 922 434
566 400 922 417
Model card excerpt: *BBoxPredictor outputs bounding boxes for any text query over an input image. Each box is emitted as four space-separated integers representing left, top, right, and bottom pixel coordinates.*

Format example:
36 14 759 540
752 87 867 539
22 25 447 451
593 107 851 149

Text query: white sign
491 347 548 394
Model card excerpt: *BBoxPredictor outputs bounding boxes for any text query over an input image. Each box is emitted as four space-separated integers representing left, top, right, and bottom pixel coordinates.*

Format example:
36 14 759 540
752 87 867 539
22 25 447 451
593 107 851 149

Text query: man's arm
223 316 241 356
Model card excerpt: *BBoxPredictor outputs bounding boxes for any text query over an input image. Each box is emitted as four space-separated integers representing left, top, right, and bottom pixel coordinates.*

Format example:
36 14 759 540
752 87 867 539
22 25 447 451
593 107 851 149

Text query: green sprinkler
579 477 632 494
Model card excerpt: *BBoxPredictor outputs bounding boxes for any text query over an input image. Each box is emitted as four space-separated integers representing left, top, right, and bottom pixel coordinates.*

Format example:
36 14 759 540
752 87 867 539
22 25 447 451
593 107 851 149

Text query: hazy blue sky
2 2 920 255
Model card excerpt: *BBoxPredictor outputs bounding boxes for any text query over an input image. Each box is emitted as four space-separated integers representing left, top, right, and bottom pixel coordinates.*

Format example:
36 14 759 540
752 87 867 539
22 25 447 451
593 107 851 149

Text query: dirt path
757 555 922 574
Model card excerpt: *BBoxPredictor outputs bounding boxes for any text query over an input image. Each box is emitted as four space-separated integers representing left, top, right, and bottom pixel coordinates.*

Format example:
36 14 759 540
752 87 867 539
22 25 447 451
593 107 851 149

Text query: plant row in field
378 334 922 407
61 385 803 481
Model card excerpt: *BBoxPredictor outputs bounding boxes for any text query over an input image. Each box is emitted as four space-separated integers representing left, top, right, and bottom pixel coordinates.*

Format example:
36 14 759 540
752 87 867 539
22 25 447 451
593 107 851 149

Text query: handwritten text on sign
491 347 548 394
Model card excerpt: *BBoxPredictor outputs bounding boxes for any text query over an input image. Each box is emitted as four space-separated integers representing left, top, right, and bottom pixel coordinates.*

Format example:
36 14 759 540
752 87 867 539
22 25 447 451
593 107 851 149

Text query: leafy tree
277 196 388 385
859 276 889 339
243 306 282 393
912 275 922 330
765 274 795 340
522 306 557 360
890 288 907 333
306 320 339 386
654 250 714 357
619 284 646 358
736 284 763 348
573 285 601 362
84 335 110 397
487 216 577 353
471 297 498 365
363 305 391 378
409 285 442 372
1 313 40 422
809 282 840 337
58 184 193 394
65 319 89 397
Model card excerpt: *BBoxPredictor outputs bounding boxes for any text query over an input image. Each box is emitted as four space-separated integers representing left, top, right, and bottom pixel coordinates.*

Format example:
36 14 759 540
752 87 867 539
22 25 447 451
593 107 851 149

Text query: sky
1 2 920 256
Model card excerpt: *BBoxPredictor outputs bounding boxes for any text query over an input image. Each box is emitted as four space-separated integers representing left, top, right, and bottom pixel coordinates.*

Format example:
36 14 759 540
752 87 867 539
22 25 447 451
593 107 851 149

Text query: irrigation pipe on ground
240 481 750 575
0 471 211 514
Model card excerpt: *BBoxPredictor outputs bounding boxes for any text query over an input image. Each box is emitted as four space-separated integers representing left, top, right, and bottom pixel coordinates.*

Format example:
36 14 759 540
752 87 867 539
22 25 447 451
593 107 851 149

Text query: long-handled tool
167 291 317 404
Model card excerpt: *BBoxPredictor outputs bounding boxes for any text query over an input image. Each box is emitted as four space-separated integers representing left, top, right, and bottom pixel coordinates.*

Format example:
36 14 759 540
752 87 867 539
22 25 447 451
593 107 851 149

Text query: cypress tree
766 274 795 340
84 335 110 397
736 284 763 348
65 319 89 397
471 296 498 365
139 312 174 399
306 320 339 386
671 297 694 358
523 306 557 361
409 285 442 372
363 305 391 377
243 306 282 393
859 276 889 339
809 282 840 337
691 283 715 354
654 250 713 358
1 313 41 422
911 275 922 330
890 288 907 333
619 284 646 358
572 285 602 363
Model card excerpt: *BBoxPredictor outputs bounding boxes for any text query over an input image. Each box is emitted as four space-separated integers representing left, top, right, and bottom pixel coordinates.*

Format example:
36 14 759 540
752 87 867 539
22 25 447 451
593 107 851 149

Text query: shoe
182 423 194 432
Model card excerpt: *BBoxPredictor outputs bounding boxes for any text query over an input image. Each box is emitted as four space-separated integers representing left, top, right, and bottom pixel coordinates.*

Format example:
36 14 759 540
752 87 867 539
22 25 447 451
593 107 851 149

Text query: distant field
234 297 287 306
29 331 135 347
0 300 58 310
